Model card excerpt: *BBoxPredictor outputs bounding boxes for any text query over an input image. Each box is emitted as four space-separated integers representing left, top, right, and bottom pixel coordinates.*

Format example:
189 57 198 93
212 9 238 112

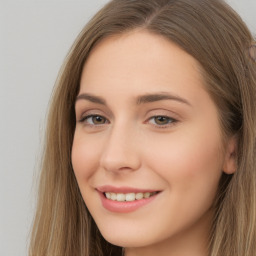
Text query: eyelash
147 115 177 128
79 114 178 129
79 115 109 126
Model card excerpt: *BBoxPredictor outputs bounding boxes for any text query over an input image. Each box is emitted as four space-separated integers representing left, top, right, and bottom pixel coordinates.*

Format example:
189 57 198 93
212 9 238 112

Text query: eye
80 115 109 125
148 116 176 126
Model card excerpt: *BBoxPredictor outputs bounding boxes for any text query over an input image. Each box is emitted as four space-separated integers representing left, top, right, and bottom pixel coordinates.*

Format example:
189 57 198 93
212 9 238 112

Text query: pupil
156 116 167 124
94 116 104 124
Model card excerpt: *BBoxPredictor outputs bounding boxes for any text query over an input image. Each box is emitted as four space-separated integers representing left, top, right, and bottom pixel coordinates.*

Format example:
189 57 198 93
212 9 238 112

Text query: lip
96 186 160 213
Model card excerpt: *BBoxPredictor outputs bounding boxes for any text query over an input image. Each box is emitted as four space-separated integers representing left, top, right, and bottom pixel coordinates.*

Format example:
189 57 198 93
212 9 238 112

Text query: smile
104 192 158 202
97 187 160 213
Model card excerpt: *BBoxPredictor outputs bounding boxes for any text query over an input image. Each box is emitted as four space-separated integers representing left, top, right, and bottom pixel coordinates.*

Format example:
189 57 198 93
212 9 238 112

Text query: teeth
106 192 111 199
110 193 117 201
126 193 135 201
144 192 150 198
116 193 126 202
135 193 143 200
104 192 157 202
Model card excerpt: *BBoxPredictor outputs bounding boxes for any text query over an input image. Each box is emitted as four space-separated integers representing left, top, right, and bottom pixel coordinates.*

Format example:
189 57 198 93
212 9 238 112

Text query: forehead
82 30 201 79
80 30 208 106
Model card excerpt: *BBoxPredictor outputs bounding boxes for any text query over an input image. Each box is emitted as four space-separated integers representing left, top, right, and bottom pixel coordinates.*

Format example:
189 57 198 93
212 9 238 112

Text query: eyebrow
76 93 106 105
136 92 192 106
75 92 192 107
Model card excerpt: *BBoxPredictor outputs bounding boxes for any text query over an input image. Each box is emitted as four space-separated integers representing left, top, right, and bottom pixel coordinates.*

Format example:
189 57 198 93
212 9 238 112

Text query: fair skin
72 30 236 256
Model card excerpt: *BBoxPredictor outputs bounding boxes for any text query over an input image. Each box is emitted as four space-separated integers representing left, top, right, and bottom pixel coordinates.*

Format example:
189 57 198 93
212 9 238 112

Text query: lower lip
98 192 159 213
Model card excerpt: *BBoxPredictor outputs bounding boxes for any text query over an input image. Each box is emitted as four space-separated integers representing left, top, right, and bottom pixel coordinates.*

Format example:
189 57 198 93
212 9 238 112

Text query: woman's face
72 31 235 252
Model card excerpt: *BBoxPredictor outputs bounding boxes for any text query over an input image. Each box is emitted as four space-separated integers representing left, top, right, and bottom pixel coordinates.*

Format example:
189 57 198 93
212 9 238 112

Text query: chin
101 232 150 248
96 222 161 248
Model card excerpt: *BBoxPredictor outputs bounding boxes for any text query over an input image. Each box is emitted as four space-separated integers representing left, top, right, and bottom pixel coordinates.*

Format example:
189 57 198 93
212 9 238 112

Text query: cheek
71 132 101 182
143 128 223 205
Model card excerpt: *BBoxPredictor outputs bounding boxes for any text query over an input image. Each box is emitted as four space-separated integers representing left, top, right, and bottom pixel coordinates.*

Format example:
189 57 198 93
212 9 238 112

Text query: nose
99 125 141 173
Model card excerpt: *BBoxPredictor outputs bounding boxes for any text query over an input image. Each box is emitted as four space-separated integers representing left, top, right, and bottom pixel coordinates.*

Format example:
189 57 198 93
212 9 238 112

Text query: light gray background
1 1 255 255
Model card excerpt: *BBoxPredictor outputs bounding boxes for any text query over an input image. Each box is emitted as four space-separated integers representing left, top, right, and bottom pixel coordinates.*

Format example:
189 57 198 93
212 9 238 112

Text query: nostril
100 152 141 173
99 130 141 172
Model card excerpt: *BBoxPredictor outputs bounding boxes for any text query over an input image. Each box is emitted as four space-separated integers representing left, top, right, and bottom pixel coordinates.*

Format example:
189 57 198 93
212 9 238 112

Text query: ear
222 135 238 174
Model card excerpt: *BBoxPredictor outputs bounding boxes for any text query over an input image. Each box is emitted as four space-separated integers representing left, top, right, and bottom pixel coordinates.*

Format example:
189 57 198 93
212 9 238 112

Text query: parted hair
29 0 256 255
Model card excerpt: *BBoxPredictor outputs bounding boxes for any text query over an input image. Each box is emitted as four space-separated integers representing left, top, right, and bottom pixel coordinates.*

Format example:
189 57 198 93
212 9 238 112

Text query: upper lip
96 185 159 193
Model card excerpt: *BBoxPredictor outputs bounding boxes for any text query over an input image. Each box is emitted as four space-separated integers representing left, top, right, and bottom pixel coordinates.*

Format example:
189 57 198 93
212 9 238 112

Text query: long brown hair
29 0 256 255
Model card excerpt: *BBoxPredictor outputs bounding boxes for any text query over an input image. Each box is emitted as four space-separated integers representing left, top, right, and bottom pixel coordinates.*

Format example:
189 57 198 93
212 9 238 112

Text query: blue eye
148 116 176 126
80 115 108 125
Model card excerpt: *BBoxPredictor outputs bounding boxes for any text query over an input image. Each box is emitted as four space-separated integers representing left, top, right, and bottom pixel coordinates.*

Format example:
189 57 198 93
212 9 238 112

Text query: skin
72 30 236 256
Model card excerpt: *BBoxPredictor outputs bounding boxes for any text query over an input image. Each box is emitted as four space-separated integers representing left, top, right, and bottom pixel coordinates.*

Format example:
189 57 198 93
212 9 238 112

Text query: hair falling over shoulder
29 0 256 255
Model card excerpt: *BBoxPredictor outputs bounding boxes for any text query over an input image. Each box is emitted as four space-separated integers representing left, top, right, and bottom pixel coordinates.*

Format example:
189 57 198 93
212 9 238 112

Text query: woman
29 0 256 255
